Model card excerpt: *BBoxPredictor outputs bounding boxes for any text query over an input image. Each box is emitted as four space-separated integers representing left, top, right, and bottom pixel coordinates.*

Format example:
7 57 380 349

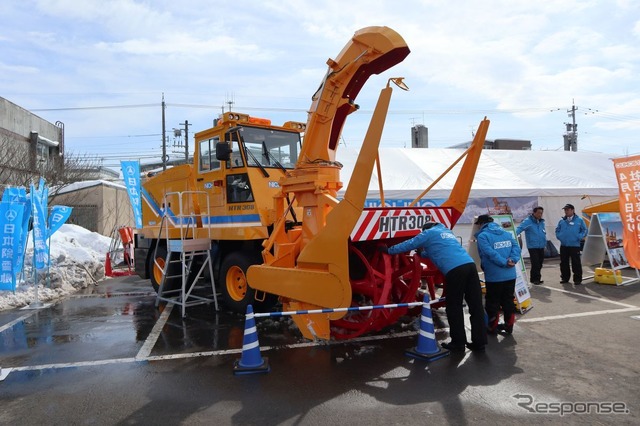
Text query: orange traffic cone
233 305 270 375
104 252 113 277
406 292 450 361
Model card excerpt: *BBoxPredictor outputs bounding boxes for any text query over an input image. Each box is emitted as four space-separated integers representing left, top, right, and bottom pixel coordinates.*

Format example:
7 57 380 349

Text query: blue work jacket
555 215 587 247
475 222 521 282
516 214 547 249
388 223 473 275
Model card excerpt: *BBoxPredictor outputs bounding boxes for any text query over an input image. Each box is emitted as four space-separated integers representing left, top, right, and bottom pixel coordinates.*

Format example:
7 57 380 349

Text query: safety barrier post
405 292 450 361
233 305 270 375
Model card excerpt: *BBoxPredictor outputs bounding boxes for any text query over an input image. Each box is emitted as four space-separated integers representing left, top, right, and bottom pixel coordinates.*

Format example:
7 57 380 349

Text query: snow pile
0 224 111 311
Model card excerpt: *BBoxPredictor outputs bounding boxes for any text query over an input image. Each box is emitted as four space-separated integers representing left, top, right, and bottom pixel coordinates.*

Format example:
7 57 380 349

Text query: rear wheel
220 251 277 313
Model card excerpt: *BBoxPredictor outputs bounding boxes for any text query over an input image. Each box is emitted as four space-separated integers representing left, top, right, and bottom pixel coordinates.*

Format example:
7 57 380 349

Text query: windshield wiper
244 143 269 177
262 141 287 173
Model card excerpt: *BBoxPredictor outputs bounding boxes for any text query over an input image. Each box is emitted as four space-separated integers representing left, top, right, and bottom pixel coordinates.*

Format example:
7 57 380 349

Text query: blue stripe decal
141 188 261 226
141 189 191 224
141 187 164 217
204 214 261 224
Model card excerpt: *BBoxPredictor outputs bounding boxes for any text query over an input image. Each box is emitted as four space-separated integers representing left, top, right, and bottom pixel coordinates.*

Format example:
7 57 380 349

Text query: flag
612 154 640 268
48 205 73 238
30 183 49 271
16 192 31 276
2 187 25 203
0 201 25 291
121 161 143 228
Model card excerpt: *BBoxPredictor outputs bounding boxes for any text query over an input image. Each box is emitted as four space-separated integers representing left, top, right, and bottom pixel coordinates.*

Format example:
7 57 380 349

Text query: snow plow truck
133 26 489 341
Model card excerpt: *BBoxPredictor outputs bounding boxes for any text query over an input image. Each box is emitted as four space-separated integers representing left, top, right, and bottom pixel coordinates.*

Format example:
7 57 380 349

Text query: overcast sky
1 0 639 169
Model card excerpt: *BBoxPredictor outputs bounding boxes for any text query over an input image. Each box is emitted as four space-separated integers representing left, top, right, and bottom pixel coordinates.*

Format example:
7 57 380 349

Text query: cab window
226 173 253 203
199 138 221 172
225 131 245 168
239 126 300 169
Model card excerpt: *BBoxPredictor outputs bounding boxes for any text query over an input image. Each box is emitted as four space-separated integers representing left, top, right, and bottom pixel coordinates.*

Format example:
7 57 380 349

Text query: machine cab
195 112 305 208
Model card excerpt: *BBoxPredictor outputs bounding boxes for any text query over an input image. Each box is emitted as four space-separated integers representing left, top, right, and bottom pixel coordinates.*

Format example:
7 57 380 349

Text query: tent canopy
337 148 619 199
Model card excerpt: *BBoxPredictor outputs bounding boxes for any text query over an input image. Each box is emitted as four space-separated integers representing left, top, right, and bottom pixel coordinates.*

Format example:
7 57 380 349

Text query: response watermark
512 394 630 416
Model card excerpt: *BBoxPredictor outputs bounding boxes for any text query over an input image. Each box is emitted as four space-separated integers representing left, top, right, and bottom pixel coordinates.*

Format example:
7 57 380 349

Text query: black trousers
485 279 516 322
445 263 487 346
528 248 545 282
560 245 582 283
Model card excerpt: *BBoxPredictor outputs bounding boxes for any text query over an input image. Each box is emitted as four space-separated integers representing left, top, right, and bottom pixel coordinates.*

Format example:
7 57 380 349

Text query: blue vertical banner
0 201 25 291
121 161 143 228
2 187 25 203
2 187 31 276
48 205 73 238
30 182 49 271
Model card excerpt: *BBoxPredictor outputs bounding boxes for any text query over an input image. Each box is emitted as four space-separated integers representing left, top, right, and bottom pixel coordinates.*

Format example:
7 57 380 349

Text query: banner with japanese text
612 154 640 268
48 205 73 238
121 161 143 228
2 187 31 275
0 201 25 291
2 187 25 203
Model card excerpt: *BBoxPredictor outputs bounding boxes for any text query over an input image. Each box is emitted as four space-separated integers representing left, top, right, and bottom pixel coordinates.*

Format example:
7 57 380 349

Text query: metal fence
67 204 98 232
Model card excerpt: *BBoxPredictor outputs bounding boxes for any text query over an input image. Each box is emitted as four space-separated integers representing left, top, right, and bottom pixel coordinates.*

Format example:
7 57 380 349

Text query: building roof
54 180 126 195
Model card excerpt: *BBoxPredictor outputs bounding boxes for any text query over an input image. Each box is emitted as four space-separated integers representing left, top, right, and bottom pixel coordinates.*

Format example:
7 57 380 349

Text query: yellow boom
247 27 410 339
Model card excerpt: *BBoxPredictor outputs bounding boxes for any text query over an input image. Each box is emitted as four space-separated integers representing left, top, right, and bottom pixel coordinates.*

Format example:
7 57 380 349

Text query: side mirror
216 142 232 161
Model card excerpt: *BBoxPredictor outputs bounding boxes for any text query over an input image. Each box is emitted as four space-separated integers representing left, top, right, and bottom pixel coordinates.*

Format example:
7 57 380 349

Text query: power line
65 133 161 139
30 103 158 112
583 108 640 123
26 101 587 116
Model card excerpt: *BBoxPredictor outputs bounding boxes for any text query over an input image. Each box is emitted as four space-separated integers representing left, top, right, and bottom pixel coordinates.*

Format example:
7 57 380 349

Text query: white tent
337 148 620 252
338 148 618 197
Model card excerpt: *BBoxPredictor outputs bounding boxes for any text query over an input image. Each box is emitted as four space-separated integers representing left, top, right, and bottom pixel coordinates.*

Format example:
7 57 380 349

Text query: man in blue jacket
516 206 547 285
476 215 521 334
383 222 487 352
555 204 588 285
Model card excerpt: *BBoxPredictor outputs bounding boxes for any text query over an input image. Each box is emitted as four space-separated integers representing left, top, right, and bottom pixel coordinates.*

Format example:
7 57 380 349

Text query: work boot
487 315 499 334
501 313 516 335
441 341 465 352
465 342 486 352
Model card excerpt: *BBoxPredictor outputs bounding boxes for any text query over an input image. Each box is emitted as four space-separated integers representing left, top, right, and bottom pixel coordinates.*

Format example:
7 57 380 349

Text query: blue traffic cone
233 305 270 375
406 292 450 361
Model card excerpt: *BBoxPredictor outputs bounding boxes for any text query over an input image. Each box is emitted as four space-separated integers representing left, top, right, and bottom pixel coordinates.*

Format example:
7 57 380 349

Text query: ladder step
156 192 217 316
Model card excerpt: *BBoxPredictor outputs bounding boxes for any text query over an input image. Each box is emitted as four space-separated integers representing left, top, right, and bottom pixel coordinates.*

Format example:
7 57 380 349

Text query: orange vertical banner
612 155 640 268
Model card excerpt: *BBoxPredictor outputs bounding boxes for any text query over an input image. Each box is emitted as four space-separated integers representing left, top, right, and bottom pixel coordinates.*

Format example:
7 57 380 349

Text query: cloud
0 0 638 158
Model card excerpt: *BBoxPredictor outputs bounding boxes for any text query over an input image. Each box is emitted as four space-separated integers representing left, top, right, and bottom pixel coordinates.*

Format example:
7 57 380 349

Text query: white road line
0 311 37 333
146 329 420 362
4 329 419 375
9 358 138 372
68 292 156 299
541 286 639 308
0 367 12 381
136 303 173 360
518 307 640 323
7 285 637 378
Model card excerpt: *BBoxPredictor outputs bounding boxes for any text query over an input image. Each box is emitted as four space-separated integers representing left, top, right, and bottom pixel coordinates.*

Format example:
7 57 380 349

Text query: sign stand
582 213 640 286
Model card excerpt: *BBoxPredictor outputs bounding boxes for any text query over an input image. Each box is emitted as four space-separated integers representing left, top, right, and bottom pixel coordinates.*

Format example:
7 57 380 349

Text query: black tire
219 251 278 313
148 244 181 293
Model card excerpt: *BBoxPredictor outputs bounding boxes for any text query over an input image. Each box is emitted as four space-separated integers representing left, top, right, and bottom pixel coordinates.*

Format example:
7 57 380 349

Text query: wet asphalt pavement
1 258 640 425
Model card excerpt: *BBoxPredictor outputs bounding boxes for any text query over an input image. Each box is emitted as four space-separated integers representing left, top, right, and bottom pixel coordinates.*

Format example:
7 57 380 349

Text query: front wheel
148 244 180 293
219 251 277 313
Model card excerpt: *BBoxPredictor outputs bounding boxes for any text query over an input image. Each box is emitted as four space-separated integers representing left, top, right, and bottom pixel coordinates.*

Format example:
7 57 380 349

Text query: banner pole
24 182 49 310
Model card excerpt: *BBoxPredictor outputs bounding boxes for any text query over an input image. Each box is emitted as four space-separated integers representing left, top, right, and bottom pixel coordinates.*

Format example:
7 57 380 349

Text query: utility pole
162 93 167 170
179 120 190 162
564 100 578 151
